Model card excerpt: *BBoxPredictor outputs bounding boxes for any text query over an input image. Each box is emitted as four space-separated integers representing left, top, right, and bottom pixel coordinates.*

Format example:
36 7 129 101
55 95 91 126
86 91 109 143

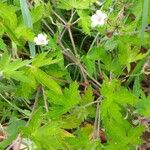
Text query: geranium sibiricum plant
0 0 149 150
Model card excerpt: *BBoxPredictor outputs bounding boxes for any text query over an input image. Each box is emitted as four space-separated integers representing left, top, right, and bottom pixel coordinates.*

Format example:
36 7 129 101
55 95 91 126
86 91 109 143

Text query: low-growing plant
0 0 150 149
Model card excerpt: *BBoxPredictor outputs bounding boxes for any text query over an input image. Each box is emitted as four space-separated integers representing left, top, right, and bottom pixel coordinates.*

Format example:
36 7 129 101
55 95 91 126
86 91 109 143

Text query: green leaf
101 79 137 121
31 5 44 24
7 119 26 136
126 59 146 86
127 126 144 145
0 52 10 70
0 24 5 36
104 119 143 149
81 85 94 105
118 40 147 72
0 2 17 30
58 0 96 10
66 125 102 149
32 52 62 67
15 25 35 42
0 54 32 82
21 108 42 136
63 82 81 107
47 82 81 118
77 10 91 35
86 46 106 61
0 82 15 93
59 109 84 129
9 71 31 83
80 86 95 117
104 38 118 51
43 2 52 18
1 21 22 46
3 59 31 72
83 58 95 76
0 38 6 51
32 123 67 149
31 67 62 94
133 76 143 97
47 82 80 106
135 96 150 117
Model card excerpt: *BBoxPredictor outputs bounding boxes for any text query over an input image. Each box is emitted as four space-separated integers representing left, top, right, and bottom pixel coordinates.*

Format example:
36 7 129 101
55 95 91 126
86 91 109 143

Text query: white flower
34 33 49 46
91 10 107 27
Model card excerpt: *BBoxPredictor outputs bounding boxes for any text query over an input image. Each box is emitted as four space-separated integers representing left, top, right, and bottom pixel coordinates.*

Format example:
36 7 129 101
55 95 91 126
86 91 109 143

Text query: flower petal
34 33 48 46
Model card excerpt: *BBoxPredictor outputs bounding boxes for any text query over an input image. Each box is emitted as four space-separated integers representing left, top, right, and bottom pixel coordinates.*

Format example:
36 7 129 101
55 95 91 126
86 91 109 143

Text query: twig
62 50 88 82
60 28 67 40
79 35 88 50
0 94 29 116
10 86 41 150
72 18 80 25
89 80 101 92
12 136 22 150
65 63 76 69
42 19 54 35
27 86 41 123
68 27 78 56
6 134 21 150
52 9 66 25
93 97 102 139
62 50 101 86
88 33 99 52
80 67 88 82
42 87 49 112
69 9 77 23
83 100 100 108
80 65 101 87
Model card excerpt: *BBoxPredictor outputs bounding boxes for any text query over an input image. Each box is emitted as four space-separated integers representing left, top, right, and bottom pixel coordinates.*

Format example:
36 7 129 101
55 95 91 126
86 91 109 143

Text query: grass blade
141 0 149 40
19 0 35 57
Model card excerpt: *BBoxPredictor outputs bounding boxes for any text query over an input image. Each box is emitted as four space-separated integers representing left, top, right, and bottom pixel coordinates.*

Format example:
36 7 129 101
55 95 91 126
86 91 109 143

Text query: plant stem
68 27 78 56
52 9 66 25
27 86 41 123
93 97 102 139
88 33 99 52
72 18 80 25
42 86 49 112
83 100 100 108
60 28 67 40
0 94 29 116
6 134 21 150
42 19 54 35
69 9 76 23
